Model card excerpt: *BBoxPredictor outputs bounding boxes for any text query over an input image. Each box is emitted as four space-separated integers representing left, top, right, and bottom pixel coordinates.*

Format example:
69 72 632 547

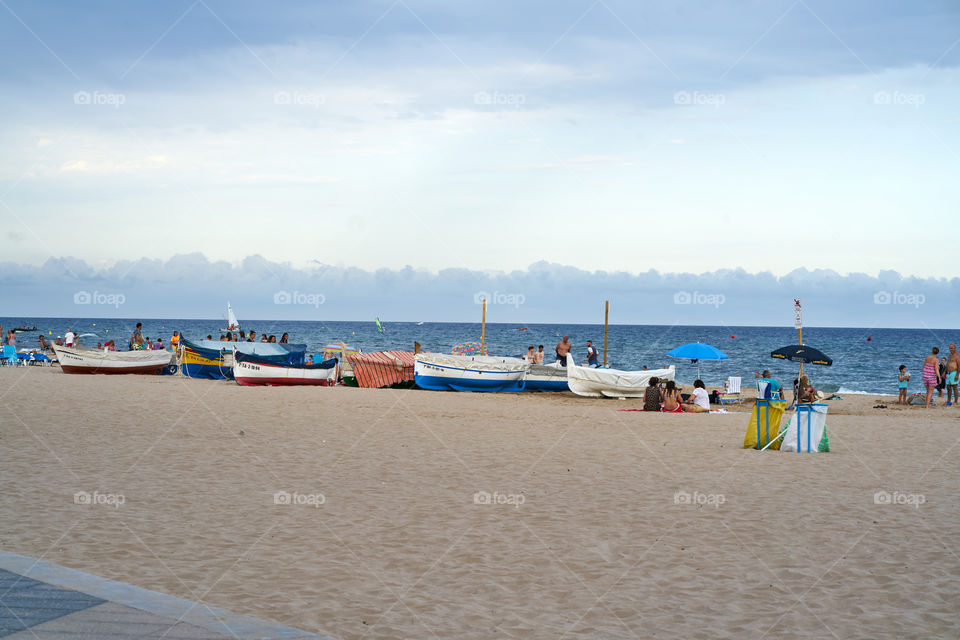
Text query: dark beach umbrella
770 345 832 366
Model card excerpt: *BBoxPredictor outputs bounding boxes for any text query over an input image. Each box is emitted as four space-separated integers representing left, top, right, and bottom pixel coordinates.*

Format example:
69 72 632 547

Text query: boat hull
234 361 338 386
525 363 569 391
567 362 675 398
53 345 173 375
414 354 527 392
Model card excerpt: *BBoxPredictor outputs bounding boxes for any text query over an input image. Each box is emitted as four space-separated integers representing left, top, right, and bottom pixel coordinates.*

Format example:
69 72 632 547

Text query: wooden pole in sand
481 298 486 355
603 300 609 367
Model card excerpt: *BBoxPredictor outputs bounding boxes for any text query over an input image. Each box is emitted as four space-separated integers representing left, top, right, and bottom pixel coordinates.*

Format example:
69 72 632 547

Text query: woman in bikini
661 380 683 413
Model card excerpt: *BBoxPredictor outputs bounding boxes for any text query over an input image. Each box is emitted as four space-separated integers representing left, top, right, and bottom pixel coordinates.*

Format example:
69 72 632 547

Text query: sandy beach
1 366 958 639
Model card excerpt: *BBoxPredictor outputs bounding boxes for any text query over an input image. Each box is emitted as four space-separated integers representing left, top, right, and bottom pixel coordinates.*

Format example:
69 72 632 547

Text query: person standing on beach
555 335 572 366
897 365 910 405
922 347 941 408
946 344 960 406
936 357 947 397
535 345 544 364
64 328 74 347
129 323 143 350
524 346 535 363
586 340 599 367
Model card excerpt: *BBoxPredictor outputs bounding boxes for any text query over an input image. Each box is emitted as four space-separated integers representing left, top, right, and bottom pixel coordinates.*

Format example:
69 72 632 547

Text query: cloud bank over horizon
2 253 956 328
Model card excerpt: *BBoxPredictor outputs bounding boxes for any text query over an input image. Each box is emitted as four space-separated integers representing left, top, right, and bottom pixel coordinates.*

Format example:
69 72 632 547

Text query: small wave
835 386 883 395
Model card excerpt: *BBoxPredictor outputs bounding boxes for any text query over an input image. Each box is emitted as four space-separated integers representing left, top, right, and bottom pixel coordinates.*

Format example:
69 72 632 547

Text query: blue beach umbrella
667 342 729 378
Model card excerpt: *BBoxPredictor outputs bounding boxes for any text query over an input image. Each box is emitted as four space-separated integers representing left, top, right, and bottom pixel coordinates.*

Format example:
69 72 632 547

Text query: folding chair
719 376 743 404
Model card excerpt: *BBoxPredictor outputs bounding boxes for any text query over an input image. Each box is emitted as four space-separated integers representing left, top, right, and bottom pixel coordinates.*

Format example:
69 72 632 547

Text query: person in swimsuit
643 377 661 411
535 346 544 364
936 357 947 397
922 347 940 409
661 380 683 413
946 344 960 406
897 365 910 405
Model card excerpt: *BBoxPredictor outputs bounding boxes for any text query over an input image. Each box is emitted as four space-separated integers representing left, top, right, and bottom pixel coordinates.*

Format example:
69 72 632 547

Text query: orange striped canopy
347 351 415 388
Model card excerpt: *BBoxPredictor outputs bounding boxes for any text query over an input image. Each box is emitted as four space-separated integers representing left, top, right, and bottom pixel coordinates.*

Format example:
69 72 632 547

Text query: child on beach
898 365 910 404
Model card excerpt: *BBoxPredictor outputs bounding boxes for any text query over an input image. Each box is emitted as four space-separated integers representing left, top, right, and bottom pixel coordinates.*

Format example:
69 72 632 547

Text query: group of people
540 335 601 367
642 377 711 413
215 330 288 344
127 323 168 351
908 344 960 408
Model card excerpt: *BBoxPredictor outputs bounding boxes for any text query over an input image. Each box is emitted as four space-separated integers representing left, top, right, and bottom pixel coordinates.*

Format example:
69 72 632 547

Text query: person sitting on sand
798 375 818 403
898 365 910 405
661 380 683 412
682 379 710 413
643 377 661 411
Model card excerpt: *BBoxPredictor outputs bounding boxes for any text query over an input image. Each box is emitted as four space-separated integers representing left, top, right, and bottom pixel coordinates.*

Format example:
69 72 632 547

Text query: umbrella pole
603 300 609 367
797 326 803 382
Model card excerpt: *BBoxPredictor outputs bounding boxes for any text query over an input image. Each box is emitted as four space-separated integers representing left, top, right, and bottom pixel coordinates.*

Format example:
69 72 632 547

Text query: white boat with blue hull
414 353 527 392
525 362 570 391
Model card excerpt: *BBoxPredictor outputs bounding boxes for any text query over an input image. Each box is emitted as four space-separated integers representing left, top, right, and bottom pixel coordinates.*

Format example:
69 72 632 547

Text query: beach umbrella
770 345 832 366
452 341 484 356
666 342 728 378
323 342 359 355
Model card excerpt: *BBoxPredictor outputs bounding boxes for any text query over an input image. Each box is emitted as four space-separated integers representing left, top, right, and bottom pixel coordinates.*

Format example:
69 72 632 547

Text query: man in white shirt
682 379 710 413
64 329 75 347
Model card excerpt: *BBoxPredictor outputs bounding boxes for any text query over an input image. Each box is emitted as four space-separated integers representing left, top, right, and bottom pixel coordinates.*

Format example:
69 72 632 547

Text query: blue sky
0 1 958 321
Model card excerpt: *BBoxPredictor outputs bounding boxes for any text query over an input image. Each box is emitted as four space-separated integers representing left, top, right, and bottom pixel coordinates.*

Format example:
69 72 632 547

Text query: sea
4 317 956 396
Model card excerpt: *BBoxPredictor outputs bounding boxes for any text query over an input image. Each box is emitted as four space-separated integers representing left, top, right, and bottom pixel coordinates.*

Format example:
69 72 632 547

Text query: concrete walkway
0 550 332 639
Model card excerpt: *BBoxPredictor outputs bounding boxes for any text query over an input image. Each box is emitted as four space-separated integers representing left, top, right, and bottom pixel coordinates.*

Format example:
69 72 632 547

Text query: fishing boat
347 351 415 389
52 344 174 375
414 353 527 392
233 352 338 386
566 360 676 398
220 301 241 332
179 337 306 379
525 362 569 391
12 326 38 332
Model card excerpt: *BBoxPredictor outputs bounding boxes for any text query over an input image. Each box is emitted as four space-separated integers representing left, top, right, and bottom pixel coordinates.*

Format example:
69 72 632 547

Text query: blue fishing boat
179 338 306 379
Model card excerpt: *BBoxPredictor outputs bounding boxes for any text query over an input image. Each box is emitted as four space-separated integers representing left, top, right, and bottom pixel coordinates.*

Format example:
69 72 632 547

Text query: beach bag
709 390 721 404
907 393 927 406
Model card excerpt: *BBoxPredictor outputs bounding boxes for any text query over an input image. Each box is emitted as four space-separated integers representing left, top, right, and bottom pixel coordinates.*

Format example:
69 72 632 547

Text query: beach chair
719 376 742 404
756 380 783 401
2 345 22 366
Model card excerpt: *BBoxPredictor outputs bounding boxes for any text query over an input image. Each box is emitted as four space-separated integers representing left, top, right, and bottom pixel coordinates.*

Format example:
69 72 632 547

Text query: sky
0 1 958 322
